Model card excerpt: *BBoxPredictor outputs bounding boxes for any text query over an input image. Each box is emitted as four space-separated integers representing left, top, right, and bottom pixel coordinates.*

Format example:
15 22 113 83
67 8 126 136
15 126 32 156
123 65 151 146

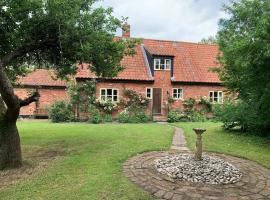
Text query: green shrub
183 98 196 114
68 80 96 113
130 111 150 123
49 101 75 123
198 97 212 113
167 110 189 123
167 110 180 122
213 100 258 132
118 111 130 123
89 109 102 124
103 114 113 122
190 111 207 122
95 99 118 114
168 109 207 123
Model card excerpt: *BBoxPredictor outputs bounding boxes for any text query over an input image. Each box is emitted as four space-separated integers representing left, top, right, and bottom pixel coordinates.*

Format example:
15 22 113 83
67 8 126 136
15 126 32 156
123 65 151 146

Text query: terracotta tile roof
16 69 67 87
143 39 220 83
17 39 221 84
76 45 153 81
77 38 221 83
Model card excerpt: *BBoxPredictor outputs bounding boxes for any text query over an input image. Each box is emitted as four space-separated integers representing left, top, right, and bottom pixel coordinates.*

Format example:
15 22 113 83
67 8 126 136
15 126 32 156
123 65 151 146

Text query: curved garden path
123 128 270 200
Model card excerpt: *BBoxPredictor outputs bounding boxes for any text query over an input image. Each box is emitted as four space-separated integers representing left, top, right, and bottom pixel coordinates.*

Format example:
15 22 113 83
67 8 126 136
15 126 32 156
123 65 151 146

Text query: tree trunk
0 121 22 169
0 49 39 170
0 67 39 169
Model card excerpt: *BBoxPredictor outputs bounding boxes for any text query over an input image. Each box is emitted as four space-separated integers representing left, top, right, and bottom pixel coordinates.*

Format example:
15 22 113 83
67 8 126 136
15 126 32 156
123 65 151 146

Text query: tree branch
0 39 57 68
19 92 40 107
0 68 20 109
1 48 28 68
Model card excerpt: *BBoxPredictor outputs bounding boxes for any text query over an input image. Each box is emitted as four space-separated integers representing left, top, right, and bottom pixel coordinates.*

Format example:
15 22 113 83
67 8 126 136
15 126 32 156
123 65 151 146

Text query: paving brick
123 131 270 200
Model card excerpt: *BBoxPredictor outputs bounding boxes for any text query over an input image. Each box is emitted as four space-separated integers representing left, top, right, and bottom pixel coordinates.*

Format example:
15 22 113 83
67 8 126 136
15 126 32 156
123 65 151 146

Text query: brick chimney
122 23 130 38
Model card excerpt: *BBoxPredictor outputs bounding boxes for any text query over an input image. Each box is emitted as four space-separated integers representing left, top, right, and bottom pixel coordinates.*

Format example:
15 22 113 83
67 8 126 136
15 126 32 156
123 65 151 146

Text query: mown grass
174 122 270 169
0 122 174 200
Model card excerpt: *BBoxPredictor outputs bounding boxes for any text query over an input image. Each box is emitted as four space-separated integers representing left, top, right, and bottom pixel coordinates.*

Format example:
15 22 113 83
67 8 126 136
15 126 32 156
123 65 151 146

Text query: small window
165 59 171 70
154 58 171 70
209 91 223 103
146 88 153 99
172 88 183 100
154 59 161 70
100 88 119 102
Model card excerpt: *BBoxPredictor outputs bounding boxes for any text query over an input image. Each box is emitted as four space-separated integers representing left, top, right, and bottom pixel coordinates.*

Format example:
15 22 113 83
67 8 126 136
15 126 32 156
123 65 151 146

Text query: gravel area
155 153 242 185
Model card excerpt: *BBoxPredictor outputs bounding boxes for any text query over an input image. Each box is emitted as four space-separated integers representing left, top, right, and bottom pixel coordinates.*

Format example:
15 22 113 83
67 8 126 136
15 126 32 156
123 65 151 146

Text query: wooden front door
152 88 162 115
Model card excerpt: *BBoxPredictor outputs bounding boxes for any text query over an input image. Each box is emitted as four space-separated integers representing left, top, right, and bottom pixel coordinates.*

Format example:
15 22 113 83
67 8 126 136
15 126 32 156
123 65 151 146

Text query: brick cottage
15 25 225 120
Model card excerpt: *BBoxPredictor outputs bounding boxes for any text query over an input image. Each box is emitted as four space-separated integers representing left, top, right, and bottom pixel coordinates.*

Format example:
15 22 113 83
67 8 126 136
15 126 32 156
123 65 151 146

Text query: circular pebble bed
155 153 242 185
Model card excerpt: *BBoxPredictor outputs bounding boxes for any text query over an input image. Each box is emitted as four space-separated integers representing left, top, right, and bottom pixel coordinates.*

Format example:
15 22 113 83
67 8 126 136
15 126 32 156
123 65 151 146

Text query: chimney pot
122 23 130 38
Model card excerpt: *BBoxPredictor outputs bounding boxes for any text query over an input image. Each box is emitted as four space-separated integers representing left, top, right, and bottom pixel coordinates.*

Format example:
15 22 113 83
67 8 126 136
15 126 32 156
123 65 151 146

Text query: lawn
0 122 174 200
174 122 270 169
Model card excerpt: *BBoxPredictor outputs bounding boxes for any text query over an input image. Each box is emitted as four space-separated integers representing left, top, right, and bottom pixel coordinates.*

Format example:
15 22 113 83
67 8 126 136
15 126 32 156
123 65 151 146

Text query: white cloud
96 0 230 42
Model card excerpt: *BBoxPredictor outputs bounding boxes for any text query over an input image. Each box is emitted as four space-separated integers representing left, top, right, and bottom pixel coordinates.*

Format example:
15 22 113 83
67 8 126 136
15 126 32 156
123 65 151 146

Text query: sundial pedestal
193 128 206 161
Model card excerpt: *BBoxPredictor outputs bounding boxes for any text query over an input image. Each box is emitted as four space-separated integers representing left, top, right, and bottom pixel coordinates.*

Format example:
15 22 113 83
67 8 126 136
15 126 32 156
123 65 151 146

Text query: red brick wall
14 72 225 118
95 70 225 117
14 87 68 116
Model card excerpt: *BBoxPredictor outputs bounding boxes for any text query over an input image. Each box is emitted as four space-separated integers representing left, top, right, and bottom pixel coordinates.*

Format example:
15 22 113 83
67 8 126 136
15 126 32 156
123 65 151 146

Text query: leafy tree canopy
0 0 139 169
0 0 137 79
217 0 270 133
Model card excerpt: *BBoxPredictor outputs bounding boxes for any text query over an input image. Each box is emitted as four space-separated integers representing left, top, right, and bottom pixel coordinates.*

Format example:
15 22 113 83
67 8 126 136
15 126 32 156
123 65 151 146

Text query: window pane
146 88 152 98
173 89 182 99
113 90 118 95
165 59 171 69
218 92 223 103
107 89 112 95
160 59 165 65
154 59 160 70
101 89 106 95
218 92 223 98
160 64 165 70
113 95 118 102
178 89 183 98
209 92 213 102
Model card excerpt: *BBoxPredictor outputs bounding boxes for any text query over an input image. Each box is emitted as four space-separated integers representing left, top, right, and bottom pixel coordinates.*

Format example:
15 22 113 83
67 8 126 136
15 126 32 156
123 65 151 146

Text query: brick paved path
123 128 270 200
170 128 189 152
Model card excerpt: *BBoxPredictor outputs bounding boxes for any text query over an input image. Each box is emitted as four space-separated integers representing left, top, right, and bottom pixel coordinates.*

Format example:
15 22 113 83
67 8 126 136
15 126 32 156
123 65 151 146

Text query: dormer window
154 58 171 70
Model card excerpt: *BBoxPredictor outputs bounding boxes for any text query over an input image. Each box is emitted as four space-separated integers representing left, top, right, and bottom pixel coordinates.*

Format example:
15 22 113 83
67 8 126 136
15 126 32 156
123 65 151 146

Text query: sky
97 0 231 42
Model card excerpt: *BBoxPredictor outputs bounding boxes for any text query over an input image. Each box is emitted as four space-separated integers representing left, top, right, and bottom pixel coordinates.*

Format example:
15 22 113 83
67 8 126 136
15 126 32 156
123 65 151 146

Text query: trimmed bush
49 101 75 123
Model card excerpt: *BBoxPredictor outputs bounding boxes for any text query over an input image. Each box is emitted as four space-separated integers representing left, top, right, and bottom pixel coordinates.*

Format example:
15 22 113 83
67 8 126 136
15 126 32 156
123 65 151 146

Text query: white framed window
154 58 171 70
172 88 183 100
100 88 119 102
209 91 223 103
146 88 153 99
